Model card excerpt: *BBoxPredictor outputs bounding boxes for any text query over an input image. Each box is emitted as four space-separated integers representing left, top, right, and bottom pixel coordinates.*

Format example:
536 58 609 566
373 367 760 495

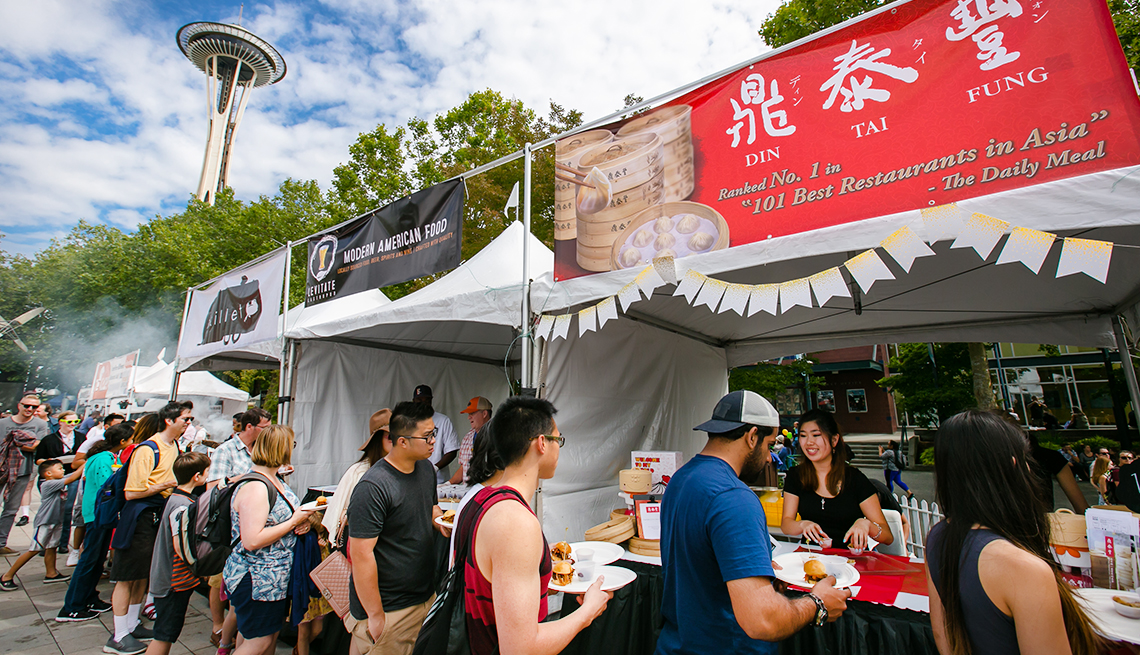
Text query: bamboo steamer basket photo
585 516 636 544
617 105 695 203
575 134 663 193
555 129 614 241
617 105 692 145
628 536 661 557
610 201 730 270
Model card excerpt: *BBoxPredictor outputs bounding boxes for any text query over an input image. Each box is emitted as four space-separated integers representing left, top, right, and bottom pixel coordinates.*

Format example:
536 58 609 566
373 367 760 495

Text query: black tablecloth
559 561 937 655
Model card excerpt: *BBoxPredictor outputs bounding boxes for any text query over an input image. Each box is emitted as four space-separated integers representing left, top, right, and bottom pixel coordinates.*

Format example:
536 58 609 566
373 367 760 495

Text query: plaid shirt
458 427 477 481
206 436 252 483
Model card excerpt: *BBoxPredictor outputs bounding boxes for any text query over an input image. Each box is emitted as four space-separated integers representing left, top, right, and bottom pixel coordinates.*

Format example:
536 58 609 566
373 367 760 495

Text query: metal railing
894 495 944 559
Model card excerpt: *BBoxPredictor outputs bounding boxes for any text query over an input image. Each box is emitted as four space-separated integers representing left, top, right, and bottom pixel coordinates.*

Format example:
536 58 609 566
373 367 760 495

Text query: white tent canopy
286 221 553 492
134 358 251 403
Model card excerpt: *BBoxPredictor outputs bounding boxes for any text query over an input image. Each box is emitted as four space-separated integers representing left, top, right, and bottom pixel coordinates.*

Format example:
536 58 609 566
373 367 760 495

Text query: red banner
554 0 1140 280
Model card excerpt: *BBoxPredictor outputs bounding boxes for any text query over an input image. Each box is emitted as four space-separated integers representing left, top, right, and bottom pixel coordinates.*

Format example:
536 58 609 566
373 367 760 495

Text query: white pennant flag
653 256 678 285
996 227 1056 274
551 314 573 341
694 277 728 311
843 249 895 294
779 277 813 313
618 282 642 312
920 203 966 243
597 297 619 327
719 284 750 315
504 182 520 218
635 265 666 297
747 284 779 317
809 267 851 306
578 305 597 337
533 315 555 341
951 212 1009 260
880 226 936 273
674 269 706 304
1056 237 1113 284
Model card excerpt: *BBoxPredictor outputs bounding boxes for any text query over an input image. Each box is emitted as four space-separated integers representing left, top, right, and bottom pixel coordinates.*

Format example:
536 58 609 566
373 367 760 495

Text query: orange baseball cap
461 397 492 414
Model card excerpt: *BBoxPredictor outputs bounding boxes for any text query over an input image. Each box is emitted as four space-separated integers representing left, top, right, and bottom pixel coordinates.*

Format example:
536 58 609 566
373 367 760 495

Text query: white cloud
0 0 783 255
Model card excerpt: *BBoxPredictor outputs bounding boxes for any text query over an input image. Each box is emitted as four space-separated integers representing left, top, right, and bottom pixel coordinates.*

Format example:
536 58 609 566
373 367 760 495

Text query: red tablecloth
794 547 930 610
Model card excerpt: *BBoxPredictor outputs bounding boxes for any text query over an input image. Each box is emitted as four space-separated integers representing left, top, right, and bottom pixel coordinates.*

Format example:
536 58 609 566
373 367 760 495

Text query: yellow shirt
124 438 178 496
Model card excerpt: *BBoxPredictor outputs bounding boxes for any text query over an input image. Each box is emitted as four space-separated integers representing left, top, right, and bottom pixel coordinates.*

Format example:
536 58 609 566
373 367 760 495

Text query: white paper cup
575 561 597 582
819 538 833 549
577 548 595 562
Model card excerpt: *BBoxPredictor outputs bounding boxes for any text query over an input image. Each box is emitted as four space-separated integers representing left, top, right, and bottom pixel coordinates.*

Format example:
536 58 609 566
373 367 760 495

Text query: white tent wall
540 318 728 542
289 339 512 493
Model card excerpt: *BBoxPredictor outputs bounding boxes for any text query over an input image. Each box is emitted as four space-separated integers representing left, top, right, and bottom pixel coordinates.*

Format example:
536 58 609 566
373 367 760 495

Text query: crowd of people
0 381 1128 655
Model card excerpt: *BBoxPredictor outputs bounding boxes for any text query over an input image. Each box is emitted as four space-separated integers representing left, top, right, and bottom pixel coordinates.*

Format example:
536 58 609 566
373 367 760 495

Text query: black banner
305 179 465 305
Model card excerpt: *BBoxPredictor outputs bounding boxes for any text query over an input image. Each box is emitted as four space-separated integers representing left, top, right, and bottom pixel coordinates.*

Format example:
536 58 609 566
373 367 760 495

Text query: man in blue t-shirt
656 390 851 655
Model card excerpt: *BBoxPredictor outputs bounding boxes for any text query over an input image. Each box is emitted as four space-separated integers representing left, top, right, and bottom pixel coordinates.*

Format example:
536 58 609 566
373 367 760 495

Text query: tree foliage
878 343 975 427
729 358 822 402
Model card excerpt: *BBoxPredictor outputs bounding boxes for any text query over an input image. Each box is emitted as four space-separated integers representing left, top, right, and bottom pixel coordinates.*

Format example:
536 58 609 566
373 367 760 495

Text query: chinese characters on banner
553 0 1140 280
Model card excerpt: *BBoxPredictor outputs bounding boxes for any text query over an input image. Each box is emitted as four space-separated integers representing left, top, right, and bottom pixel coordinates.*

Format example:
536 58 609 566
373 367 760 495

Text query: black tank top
927 522 1019 655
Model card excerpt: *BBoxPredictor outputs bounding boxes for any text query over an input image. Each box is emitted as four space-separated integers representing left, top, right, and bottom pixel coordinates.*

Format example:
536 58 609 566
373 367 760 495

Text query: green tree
1110 0 1140 71
758 0 887 48
878 343 974 427
730 358 822 402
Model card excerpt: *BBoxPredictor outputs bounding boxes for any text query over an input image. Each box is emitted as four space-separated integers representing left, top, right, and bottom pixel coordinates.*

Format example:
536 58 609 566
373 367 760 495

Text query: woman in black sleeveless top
925 410 1100 655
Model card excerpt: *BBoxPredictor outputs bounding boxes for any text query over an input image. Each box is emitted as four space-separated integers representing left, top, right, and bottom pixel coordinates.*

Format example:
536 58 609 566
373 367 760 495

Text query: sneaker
217 645 235 655
15 516 28 527
142 602 156 620
56 608 99 622
43 573 70 584
88 598 112 613
104 635 147 655
0 578 16 591
66 548 81 567
131 625 154 641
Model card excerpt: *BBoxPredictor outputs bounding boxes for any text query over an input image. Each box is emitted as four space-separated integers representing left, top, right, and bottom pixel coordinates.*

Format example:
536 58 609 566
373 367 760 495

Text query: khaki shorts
345 596 433 655
208 573 225 589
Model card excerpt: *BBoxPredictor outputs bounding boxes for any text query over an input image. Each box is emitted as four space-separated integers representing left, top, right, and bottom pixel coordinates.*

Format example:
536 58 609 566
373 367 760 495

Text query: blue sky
0 0 779 256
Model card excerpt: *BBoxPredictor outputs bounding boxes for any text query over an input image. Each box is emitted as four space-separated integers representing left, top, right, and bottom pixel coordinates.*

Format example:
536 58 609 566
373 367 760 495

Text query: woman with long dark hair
780 410 893 550
926 410 1100 655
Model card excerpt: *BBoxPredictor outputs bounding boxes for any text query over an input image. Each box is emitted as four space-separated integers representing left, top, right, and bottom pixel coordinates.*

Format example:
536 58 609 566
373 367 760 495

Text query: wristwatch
807 592 828 627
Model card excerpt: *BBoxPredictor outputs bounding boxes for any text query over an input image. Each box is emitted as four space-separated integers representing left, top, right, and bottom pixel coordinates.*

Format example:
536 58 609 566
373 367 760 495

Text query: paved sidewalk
0 491 263 655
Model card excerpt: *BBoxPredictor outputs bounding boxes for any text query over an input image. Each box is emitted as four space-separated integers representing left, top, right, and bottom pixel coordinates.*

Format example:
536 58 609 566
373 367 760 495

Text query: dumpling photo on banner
1056 237 1112 284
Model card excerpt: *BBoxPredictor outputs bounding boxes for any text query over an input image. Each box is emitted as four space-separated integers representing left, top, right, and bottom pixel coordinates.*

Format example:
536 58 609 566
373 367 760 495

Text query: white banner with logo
177 248 288 362
90 350 139 401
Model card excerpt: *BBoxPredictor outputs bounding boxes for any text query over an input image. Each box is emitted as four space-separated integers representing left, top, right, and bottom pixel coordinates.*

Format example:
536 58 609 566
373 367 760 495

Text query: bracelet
806 592 828 627
868 520 882 539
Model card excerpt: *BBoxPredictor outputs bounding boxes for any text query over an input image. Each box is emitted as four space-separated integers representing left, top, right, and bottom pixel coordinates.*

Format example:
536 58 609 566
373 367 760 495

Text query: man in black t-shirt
347 401 447 655
1029 443 1089 513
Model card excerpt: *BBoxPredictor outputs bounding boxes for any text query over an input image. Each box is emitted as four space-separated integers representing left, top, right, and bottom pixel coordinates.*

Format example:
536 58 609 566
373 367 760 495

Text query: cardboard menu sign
635 498 662 540
1086 507 1140 590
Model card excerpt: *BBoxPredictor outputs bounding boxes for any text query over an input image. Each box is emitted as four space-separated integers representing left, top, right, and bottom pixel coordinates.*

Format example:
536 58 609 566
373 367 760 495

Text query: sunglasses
20 403 38 410
180 416 195 423
60 419 81 425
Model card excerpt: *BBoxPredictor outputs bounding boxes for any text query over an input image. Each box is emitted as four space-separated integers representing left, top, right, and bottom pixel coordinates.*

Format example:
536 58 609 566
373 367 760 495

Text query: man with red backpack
104 401 190 655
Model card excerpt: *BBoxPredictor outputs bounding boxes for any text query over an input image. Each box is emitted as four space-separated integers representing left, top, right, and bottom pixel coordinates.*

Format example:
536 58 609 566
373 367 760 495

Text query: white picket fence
893 494 944 559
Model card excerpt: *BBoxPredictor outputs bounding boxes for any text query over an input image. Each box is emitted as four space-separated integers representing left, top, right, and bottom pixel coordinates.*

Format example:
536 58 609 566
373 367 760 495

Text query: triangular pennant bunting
747 284 779 317
597 297 619 328
719 284 750 315
843 249 894 294
809 267 851 306
534 315 555 341
1056 237 1112 284
551 314 572 341
779 277 813 313
995 227 1056 274
578 305 597 337
618 282 642 312
951 212 1009 260
674 269 706 304
880 226 935 273
920 203 966 243
694 277 728 310
653 256 678 285
635 265 666 297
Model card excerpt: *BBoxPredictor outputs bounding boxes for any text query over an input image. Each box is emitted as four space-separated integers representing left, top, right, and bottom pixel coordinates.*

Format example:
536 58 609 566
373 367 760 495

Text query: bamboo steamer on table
628 536 660 557
555 130 614 241
617 105 694 203
574 134 665 272
585 515 636 544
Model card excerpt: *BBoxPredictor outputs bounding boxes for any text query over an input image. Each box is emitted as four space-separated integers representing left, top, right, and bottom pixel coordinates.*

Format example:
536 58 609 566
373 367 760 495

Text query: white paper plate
549 565 637 594
567 541 624 566
435 515 455 528
57 455 76 464
1073 588 1140 644
299 501 329 512
772 552 860 590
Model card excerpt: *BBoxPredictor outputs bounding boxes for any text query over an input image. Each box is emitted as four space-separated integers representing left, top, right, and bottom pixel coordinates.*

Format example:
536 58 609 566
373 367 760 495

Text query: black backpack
171 472 280 577
894 449 908 472
91 441 160 531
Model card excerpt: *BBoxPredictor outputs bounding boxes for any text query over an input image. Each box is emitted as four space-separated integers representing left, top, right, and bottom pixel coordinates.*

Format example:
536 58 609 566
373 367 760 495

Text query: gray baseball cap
694 390 780 432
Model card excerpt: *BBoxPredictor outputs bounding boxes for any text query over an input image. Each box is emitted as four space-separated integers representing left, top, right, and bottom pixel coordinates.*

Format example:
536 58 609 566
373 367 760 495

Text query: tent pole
282 241 292 338
521 143 533 392
1113 316 1138 449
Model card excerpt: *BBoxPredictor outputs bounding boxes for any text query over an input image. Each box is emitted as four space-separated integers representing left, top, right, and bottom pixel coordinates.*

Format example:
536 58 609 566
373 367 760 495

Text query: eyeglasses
533 433 565 447
60 419 81 425
402 428 438 442
1122 455 1135 462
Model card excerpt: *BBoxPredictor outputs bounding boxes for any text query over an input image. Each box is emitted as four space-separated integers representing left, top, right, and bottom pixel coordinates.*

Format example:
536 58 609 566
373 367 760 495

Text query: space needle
177 22 286 204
